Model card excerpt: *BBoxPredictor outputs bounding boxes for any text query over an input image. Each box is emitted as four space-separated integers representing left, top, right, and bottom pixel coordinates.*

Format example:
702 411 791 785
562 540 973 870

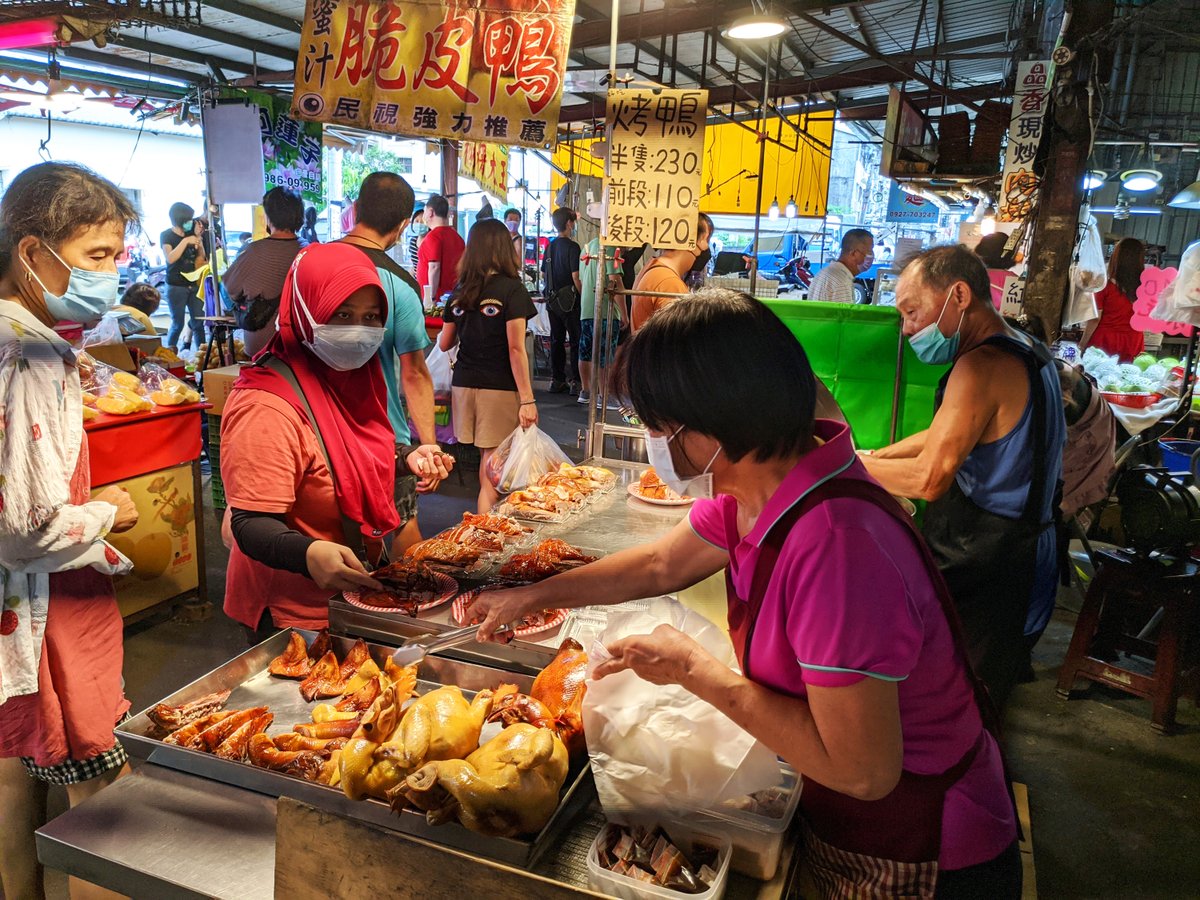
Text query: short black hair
169 202 195 228
356 172 415 234
841 228 873 254
426 194 449 218
615 288 816 463
120 282 161 316
0 163 139 278
909 244 992 305
552 206 576 233
263 187 304 232
974 232 1013 269
698 212 714 238
504 208 521 222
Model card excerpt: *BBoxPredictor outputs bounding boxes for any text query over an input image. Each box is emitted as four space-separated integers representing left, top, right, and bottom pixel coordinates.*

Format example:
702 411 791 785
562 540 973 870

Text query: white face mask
645 426 721 499
288 278 384 371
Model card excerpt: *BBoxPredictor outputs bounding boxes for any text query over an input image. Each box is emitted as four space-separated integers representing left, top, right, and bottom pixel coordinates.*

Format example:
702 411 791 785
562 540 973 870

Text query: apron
727 477 1006 898
921 334 1055 709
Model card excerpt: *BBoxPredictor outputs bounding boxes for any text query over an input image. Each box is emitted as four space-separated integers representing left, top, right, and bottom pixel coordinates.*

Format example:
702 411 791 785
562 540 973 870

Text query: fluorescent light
785 196 797 218
1083 170 1107 190
0 80 94 113
0 49 190 89
724 14 787 40
768 198 780 220
1120 168 1162 192
0 17 57 52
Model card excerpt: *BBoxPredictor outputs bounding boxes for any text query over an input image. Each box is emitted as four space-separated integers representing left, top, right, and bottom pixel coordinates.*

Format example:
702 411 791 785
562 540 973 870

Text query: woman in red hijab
220 242 425 639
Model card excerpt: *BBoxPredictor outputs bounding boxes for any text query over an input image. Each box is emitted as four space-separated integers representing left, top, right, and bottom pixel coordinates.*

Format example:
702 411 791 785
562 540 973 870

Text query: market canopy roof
0 0 1021 124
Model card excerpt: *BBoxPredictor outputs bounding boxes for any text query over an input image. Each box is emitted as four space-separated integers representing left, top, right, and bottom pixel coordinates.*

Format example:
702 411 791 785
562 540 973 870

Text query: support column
440 139 459 226
1023 0 1116 340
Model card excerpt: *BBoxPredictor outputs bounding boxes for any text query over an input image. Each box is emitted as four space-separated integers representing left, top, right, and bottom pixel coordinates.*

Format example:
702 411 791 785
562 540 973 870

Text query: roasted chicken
489 638 588 755
147 690 231 732
398 723 569 837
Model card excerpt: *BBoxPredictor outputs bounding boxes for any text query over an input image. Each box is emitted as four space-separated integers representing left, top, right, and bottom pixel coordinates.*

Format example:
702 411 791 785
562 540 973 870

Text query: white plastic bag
487 424 571 493
1062 282 1100 329
1165 240 1200 310
425 345 457 396
81 315 125 348
582 597 782 816
1072 215 1107 293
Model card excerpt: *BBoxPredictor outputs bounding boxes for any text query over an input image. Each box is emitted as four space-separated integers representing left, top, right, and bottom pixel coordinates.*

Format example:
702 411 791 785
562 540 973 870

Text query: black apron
921 333 1055 710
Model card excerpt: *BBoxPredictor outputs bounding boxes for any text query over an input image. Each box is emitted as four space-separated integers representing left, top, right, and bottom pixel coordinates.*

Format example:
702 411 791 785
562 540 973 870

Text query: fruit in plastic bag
82 406 97 422
111 371 147 395
1133 353 1157 371
96 387 151 415
1160 357 1180 370
140 361 200 406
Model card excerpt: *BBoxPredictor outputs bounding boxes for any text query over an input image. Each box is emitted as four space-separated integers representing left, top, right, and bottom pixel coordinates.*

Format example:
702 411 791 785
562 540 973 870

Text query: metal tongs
390 623 511 667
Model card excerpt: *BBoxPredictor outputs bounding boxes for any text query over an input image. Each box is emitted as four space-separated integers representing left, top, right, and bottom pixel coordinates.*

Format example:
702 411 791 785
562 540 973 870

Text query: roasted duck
197 707 270 752
460 512 532 540
337 639 372 682
499 540 597 582
269 632 312 678
162 710 234 748
398 723 568 837
439 524 504 553
147 690 231 732
360 561 450 613
306 628 333 660
557 463 616 489
489 638 588 755
247 733 325 780
403 537 481 567
638 468 675 501
214 711 273 761
300 651 345 702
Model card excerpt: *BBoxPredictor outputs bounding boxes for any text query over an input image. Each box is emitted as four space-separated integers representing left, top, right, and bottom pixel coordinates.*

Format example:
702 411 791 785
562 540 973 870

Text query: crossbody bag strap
259 355 371 562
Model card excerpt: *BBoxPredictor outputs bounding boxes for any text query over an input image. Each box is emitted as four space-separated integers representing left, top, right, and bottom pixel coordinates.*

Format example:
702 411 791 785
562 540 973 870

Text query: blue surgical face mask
644 425 721 499
26 245 119 326
908 286 964 366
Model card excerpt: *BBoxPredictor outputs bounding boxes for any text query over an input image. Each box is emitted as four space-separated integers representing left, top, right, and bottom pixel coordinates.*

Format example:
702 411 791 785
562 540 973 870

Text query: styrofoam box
696 766 802 880
586 820 732 900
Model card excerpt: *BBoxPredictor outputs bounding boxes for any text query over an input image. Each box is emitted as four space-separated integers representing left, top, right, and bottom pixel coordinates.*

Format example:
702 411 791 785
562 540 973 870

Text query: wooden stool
1056 547 1200 732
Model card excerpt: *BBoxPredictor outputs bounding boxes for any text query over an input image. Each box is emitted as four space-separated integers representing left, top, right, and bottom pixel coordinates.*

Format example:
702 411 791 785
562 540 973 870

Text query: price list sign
603 88 708 249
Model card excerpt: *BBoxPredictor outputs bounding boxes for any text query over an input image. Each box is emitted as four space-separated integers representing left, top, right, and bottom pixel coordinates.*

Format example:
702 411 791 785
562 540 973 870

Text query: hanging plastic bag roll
487 424 572 493
582 597 782 817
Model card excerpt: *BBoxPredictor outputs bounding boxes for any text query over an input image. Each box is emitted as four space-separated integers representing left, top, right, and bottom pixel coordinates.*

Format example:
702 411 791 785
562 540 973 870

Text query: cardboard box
201 364 244 416
126 335 164 357
85 336 167 373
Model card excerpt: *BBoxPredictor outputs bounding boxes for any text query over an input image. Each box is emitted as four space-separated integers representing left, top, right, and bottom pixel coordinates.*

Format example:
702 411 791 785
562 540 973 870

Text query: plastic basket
1159 439 1200 473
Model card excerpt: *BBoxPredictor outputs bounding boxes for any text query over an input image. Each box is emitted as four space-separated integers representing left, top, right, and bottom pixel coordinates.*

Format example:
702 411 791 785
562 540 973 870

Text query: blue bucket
1159 439 1200 473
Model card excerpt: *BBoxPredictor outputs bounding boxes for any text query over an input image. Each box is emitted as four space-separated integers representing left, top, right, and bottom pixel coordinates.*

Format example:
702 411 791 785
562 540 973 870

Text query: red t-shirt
417 225 466 298
1090 282 1144 362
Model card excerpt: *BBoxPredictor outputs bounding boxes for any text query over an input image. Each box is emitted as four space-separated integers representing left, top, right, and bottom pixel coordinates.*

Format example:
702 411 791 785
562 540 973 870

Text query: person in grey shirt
808 229 874 303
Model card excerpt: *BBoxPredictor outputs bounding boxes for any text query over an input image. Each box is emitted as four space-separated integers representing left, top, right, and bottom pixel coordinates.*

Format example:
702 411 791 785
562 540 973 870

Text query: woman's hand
96 486 138 533
592 624 706 688
305 541 382 592
519 400 538 429
405 445 452 492
468 584 542 642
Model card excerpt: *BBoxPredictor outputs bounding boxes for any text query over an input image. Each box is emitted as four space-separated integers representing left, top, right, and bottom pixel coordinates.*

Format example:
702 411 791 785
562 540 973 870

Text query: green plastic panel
761 300 948 450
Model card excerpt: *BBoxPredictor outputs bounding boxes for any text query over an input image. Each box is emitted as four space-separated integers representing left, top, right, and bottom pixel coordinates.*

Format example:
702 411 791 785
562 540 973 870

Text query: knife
390 623 511 667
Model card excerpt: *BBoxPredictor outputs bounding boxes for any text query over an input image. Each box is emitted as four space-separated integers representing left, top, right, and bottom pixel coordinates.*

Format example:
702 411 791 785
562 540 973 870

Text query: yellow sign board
293 0 576 149
459 141 511 199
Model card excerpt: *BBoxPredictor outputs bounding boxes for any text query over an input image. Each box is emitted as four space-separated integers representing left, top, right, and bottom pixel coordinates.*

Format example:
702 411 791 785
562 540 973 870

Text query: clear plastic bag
487 424 572 494
139 361 200 406
81 315 125 349
425 345 457 397
1072 215 1107 293
1165 240 1200 310
87 362 151 415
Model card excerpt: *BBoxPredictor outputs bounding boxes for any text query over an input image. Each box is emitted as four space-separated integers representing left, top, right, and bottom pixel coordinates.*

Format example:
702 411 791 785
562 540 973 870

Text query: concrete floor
42 385 1200 899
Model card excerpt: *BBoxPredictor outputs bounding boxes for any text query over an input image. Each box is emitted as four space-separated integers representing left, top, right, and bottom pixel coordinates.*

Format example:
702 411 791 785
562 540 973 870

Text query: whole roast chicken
398 723 568 837
489 638 588 755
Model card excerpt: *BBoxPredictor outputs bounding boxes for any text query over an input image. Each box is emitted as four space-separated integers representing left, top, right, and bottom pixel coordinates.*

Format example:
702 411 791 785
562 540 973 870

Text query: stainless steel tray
117 629 594 868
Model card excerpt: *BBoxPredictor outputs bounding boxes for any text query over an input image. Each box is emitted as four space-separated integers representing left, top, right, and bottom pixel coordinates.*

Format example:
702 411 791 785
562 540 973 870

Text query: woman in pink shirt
471 288 1020 898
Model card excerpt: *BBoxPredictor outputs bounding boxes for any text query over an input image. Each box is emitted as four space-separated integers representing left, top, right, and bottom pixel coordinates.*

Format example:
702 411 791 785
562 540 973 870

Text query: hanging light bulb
1082 170 1108 191
1119 144 1162 192
768 198 780 220
785 196 797 218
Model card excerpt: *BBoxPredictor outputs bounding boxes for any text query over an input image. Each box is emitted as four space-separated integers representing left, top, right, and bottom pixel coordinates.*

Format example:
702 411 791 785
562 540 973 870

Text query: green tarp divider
762 300 949 450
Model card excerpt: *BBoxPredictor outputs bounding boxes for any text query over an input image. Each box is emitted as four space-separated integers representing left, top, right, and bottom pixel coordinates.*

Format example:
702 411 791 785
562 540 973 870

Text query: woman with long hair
0 162 141 900
1083 237 1146 361
438 219 538 512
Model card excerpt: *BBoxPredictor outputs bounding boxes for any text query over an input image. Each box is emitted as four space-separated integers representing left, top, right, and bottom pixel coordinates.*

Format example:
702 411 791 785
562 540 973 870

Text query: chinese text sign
251 90 324 206
459 141 510 199
293 0 575 148
885 181 938 224
603 88 708 250
998 60 1050 223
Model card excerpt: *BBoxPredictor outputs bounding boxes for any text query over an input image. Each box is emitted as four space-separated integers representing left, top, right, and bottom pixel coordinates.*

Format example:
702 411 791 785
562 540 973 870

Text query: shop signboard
1000 273 1025 317
885 181 938 224
292 0 575 149
602 87 709 250
1132 265 1192 336
459 141 510 199
998 60 1051 223
250 90 324 206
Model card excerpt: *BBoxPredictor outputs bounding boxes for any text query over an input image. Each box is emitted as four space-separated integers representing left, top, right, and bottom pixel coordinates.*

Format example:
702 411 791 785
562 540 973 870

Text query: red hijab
232 242 399 539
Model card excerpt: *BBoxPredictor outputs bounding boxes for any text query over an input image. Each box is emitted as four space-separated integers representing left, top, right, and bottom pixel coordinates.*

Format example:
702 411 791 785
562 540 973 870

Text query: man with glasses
807 228 874 304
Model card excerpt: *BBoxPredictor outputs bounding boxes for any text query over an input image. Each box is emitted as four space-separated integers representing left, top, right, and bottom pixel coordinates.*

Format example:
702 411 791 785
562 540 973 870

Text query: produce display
1081 347 1180 397
594 823 721 894
78 354 201 417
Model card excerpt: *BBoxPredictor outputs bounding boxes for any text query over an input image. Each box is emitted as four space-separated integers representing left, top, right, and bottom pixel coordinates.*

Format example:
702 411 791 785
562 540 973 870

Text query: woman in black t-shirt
438 219 538 513
160 201 207 352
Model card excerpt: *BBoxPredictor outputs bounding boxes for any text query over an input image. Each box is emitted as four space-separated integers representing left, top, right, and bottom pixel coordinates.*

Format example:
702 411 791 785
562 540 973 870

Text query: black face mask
690 248 712 273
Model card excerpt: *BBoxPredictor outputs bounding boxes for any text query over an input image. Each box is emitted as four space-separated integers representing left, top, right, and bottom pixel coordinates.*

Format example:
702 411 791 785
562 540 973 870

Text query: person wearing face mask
630 212 713 332
161 200 207 352
860 245 1065 709
220 243 431 641
807 228 874 304
577 231 625 406
504 208 524 266
468 288 1021 898
0 162 142 900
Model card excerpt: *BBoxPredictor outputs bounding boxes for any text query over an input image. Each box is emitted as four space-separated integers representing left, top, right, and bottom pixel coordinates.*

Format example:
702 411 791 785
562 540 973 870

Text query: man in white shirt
807 228 875 303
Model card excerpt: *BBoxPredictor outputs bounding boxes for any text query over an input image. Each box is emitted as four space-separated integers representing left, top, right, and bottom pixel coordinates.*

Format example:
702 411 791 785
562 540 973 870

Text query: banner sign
459 141 510 199
998 60 1050 223
885 181 938 224
250 90 323 206
602 87 708 250
292 0 575 149
1132 266 1192 336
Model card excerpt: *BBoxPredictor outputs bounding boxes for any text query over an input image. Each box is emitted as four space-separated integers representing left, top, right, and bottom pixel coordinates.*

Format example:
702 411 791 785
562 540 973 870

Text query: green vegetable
1133 353 1157 371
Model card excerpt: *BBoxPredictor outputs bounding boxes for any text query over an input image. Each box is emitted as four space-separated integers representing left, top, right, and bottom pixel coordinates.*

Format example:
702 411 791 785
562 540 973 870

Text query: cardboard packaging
201 364 244 416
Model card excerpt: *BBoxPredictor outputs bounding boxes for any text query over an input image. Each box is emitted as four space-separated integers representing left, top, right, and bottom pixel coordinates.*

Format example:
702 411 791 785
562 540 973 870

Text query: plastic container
587 820 732 900
697 767 802 880
1100 390 1158 409
1159 439 1200 473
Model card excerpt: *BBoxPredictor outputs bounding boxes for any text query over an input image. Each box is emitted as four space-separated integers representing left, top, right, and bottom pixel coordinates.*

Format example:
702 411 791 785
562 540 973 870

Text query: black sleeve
507 281 537 321
230 507 314 576
567 240 581 274
161 230 181 251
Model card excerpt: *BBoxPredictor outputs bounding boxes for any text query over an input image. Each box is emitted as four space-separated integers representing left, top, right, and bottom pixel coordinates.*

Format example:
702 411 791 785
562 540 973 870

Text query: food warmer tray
116 629 595 869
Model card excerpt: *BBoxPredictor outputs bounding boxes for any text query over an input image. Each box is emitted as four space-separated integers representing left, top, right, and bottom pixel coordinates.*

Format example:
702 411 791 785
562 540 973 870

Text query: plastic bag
83 358 150 415
139 361 200 406
81 315 124 349
1152 245 1200 326
1062 281 1100 328
487 424 571 493
425 345 457 397
1072 215 1107 293
582 597 782 816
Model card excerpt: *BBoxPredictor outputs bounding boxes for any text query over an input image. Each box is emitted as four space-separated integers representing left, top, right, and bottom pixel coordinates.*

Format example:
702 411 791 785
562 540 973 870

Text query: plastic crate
696 767 801 880
587 820 731 900
206 413 226 510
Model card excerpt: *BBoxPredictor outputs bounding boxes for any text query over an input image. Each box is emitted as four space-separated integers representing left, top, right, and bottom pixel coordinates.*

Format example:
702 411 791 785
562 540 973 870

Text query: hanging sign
459 141 510 200
885 181 938 224
1000 273 1025 317
602 87 709 250
249 90 324 206
292 0 575 149
998 60 1051 223
1132 266 1192 336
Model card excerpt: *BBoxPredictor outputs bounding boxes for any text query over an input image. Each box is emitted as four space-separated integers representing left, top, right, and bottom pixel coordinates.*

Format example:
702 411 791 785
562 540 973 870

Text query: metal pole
749 41 773 296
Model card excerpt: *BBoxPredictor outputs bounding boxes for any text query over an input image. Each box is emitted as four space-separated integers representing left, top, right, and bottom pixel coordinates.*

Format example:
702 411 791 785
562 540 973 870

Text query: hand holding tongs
390 623 512 667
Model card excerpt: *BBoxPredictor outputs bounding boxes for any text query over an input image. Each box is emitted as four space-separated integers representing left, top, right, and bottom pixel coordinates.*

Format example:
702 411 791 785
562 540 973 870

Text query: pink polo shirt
688 419 1016 870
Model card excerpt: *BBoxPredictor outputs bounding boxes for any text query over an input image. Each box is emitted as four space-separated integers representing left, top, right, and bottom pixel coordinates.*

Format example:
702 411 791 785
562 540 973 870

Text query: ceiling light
1169 172 1200 210
724 14 787 40
1113 198 1131 220
785 196 797 218
1120 168 1162 192
1083 170 1107 191
980 214 997 236
0 80 91 114
768 197 780 220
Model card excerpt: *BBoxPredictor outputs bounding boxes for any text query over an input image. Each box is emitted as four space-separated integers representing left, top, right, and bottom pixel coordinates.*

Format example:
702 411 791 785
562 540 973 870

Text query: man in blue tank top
861 245 1066 708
